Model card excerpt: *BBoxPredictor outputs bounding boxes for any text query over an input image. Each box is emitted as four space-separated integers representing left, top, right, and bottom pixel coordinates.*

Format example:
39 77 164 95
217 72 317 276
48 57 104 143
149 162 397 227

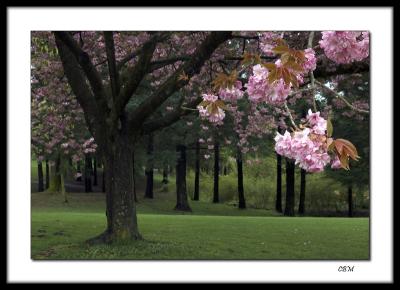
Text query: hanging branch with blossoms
196 31 369 173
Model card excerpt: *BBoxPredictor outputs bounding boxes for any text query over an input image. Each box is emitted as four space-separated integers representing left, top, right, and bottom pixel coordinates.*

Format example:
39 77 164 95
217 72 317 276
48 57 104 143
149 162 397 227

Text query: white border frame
7 7 393 283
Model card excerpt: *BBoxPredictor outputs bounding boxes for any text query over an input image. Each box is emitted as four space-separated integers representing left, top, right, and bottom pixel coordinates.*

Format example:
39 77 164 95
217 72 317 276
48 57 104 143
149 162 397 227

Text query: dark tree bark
223 166 227 176
132 151 138 202
102 164 106 193
144 134 154 199
162 164 169 184
45 159 50 189
55 31 231 243
275 152 283 213
284 158 295 216
298 168 306 215
348 185 353 217
213 140 220 203
89 136 141 243
93 157 98 186
76 161 82 181
175 145 191 211
193 140 200 201
37 160 44 192
236 147 246 209
84 155 93 193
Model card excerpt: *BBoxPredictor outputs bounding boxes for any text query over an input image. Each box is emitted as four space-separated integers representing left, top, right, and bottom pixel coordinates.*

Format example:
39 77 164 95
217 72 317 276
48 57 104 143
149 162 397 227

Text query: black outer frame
5 3 397 284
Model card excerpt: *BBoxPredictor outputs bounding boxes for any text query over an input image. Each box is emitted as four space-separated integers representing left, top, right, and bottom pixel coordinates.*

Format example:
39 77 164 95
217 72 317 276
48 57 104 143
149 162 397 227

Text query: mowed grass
31 192 369 260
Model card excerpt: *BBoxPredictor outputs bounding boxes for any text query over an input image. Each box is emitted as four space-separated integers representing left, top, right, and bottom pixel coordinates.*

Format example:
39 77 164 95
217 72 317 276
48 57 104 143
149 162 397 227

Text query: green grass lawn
31 192 369 260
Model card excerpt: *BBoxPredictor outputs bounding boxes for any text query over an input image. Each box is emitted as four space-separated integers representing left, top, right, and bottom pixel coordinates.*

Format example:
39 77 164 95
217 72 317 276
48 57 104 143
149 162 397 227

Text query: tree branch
142 96 202 134
315 80 370 114
53 32 107 108
113 37 158 121
307 31 317 112
116 32 171 71
54 35 99 138
104 31 119 100
131 31 232 130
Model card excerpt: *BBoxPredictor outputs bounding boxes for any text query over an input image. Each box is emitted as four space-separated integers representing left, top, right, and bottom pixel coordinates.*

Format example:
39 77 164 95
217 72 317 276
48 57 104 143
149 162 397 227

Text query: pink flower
198 138 205 144
219 81 244 102
319 31 369 64
204 154 210 159
303 48 317 72
331 154 342 169
246 64 291 105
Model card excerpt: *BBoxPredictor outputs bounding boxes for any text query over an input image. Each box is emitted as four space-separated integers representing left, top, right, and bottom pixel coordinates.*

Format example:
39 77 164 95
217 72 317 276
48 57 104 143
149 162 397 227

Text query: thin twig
314 80 369 114
284 101 299 131
181 106 198 111
307 31 318 112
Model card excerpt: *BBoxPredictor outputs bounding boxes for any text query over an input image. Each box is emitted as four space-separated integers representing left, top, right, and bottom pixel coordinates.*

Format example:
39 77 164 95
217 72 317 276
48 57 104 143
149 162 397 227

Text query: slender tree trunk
193 140 200 201
84 155 92 192
236 147 246 209
37 160 44 192
60 171 68 203
298 168 306 215
223 166 227 175
174 144 191 211
76 161 82 181
45 159 50 189
162 164 169 184
213 141 220 203
348 185 353 217
284 158 295 216
275 153 283 213
93 157 98 186
102 163 106 193
48 156 61 192
87 136 141 244
144 134 154 199
132 151 138 202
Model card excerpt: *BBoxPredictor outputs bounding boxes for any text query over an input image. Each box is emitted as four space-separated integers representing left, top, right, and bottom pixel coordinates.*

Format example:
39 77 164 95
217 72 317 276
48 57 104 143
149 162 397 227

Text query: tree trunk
87 137 141 244
84 155 93 192
162 164 169 184
213 140 220 203
193 140 200 201
174 144 191 211
45 159 50 189
275 152 282 213
102 164 106 193
298 168 306 215
236 147 246 209
144 134 154 199
284 158 295 216
48 156 61 192
37 160 44 192
132 151 138 202
348 185 353 217
93 157 98 186
60 172 68 203
76 160 82 181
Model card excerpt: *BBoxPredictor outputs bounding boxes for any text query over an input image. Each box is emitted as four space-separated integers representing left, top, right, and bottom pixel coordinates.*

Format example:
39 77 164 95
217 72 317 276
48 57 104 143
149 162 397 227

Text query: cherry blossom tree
32 30 369 242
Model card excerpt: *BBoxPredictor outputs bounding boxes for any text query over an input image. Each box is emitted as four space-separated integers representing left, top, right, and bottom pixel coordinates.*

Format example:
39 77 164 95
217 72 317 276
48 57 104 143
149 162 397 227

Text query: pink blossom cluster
218 81 244 102
82 137 97 154
246 64 292 105
274 109 340 173
259 32 282 56
319 31 369 64
197 94 226 124
302 48 317 72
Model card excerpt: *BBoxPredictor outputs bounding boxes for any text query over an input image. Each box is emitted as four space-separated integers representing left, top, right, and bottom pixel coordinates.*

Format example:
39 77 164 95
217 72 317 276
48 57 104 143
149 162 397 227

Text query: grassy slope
31 192 369 260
